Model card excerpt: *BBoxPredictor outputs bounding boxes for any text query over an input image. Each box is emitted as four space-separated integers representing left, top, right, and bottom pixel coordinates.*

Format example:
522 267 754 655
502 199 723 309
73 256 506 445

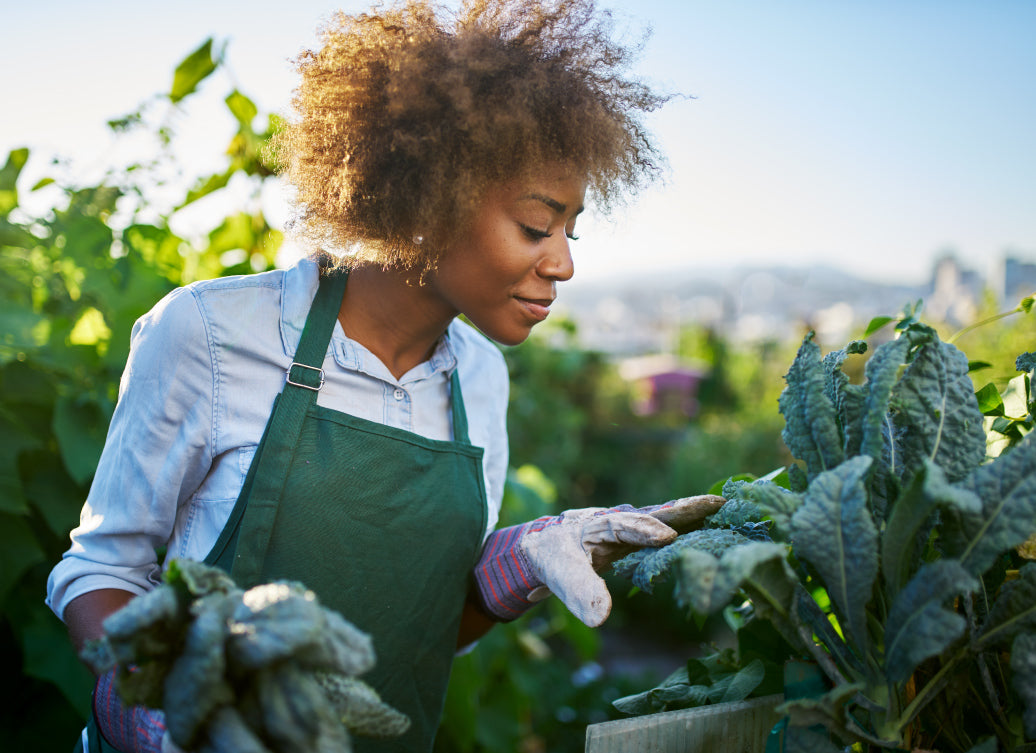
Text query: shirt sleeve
481 353 510 535
46 285 217 620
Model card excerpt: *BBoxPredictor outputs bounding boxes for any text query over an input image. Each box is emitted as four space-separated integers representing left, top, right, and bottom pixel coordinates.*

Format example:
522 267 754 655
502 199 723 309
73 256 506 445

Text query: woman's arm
64 588 137 673
456 585 497 650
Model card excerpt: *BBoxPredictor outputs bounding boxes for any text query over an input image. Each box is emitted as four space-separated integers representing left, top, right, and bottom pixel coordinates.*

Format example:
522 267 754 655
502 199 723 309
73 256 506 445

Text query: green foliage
612 529 750 593
86 560 403 750
611 308 1036 752
0 40 281 750
610 614 789 717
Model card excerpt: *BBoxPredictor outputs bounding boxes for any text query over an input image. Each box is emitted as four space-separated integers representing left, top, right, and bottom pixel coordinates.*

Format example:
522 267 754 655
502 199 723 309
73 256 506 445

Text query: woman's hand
472 495 725 627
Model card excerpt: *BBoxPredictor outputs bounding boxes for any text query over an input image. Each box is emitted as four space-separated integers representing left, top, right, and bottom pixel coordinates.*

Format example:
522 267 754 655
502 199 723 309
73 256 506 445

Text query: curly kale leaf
196 707 272 753
612 657 766 716
99 585 188 708
708 497 764 530
725 479 803 536
1011 632 1036 740
858 335 912 468
1016 352 1036 374
822 339 867 457
676 542 796 622
941 432 1036 576
318 673 412 738
789 456 878 652
612 528 749 593
227 582 375 676
254 664 342 752
778 333 845 480
882 460 981 597
163 594 237 749
612 665 710 715
888 338 986 484
976 563 1036 649
81 560 406 753
168 558 237 600
883 560 978 684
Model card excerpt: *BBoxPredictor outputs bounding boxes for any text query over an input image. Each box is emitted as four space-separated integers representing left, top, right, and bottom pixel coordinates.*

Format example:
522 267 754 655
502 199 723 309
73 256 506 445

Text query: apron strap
230 270 347 586
449 369 471 445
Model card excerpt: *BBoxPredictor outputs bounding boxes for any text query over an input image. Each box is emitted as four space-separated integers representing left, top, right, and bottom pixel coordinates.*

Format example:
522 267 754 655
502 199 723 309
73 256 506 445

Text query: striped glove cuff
93 669 167 753
472 516 560 621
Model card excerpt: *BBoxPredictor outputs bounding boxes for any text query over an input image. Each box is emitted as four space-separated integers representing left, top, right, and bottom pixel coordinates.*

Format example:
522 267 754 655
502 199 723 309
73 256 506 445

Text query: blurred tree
0 39 283 751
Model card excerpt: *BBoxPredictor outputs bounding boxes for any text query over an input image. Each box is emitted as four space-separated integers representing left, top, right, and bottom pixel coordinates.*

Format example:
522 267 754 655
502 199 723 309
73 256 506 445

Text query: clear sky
3 0 1034 286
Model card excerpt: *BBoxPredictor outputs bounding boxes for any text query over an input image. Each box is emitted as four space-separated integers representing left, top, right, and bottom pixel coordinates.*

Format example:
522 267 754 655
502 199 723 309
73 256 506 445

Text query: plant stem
947 299 1031 344
796 624 848 688
893 645 968 731
963 594 1007 728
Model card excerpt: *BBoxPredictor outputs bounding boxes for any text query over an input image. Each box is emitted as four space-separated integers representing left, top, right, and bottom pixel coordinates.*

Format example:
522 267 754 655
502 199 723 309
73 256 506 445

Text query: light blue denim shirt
46 258 510 620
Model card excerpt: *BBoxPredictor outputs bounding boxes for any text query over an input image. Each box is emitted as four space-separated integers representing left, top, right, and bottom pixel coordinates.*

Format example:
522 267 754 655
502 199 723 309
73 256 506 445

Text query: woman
47 1 720 751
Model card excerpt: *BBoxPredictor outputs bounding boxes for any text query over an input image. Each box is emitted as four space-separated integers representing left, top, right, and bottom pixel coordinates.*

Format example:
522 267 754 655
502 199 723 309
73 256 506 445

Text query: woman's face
428 168 587 346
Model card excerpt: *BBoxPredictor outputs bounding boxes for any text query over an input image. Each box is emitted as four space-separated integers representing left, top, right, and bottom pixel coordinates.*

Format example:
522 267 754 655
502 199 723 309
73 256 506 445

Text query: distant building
925 253 982 326
618 354 706 417
1002 256 1036 305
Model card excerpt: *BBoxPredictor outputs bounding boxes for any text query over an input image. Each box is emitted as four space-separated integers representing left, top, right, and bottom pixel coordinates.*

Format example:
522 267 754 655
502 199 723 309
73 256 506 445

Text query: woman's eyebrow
520 193 585 216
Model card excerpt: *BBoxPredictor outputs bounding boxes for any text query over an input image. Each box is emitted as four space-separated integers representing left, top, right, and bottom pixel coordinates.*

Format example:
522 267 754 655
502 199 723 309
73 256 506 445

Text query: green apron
79 270 489 753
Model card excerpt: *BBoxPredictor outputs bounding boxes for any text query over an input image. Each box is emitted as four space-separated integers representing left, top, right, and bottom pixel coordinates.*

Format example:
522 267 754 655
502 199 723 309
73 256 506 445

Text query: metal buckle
286 362 325 391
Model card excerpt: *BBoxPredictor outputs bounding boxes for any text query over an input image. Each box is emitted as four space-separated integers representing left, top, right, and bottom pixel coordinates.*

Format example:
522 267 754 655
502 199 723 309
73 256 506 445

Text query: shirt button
393 388 405 400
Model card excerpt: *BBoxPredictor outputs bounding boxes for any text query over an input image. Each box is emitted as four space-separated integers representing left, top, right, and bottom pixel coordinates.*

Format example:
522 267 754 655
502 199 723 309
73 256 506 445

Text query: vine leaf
171 39 220 103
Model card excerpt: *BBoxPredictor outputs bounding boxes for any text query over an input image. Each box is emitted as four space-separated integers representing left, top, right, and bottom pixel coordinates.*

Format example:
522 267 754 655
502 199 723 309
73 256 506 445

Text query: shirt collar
279 257 458 384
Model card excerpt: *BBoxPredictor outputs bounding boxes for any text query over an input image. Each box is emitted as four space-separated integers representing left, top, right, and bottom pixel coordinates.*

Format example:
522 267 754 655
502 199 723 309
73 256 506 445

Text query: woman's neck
337 264 456 380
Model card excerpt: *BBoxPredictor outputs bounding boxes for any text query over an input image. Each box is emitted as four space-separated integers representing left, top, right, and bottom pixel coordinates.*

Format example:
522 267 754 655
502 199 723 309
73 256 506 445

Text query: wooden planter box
584 694 783 753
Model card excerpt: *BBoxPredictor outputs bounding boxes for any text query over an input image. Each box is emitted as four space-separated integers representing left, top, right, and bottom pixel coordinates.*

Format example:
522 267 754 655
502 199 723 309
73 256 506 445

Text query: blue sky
3 0 1034 285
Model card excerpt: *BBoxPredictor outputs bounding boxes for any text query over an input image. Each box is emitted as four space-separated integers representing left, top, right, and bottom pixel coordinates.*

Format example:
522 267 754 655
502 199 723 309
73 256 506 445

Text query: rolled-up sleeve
46 285 216 620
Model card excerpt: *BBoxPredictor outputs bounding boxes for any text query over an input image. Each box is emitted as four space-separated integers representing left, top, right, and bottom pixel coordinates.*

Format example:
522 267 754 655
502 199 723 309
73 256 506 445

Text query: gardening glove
473 495 725 628
94 668 167 753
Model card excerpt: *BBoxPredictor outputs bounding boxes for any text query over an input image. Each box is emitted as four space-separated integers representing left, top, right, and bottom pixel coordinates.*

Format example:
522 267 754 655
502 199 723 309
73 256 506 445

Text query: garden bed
584 694 782 753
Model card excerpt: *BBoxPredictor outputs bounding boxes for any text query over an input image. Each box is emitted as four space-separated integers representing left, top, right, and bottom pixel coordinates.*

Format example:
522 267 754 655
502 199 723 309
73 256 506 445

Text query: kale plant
82 559 409 752
613 318 1036 753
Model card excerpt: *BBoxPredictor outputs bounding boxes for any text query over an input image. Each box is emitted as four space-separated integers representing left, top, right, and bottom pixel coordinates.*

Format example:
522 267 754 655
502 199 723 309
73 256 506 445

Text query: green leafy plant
0 39 286 751
613 301 1036 753
83 559 408 751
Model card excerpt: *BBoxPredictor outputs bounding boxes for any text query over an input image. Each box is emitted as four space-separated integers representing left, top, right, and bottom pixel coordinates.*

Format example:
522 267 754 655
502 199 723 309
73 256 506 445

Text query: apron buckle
286 362 325 390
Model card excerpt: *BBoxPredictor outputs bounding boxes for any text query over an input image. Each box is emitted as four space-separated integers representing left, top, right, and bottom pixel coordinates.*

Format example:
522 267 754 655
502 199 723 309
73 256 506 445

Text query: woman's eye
566 232 580 241
519 224 552 241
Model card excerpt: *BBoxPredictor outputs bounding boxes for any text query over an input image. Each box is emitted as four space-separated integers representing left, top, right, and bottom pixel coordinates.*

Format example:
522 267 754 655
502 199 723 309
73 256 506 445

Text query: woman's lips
515 296 553 321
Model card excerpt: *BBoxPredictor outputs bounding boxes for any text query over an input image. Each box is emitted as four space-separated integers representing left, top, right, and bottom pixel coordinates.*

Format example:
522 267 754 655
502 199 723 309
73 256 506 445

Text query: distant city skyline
4 0 1034 286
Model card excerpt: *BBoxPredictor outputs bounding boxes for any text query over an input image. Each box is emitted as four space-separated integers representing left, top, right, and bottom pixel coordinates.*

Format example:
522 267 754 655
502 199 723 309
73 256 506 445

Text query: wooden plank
585 694 783 753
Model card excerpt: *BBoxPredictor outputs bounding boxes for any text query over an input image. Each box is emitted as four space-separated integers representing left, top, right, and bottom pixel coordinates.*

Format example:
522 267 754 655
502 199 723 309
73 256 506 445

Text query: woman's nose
537 235 575 282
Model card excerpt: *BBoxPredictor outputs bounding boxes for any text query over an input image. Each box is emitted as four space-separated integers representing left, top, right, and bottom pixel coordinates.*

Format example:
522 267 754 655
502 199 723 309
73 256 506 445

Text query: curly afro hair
270 0 669 270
